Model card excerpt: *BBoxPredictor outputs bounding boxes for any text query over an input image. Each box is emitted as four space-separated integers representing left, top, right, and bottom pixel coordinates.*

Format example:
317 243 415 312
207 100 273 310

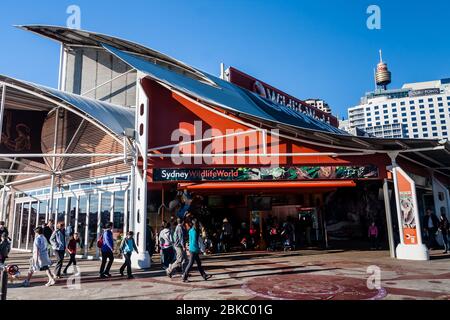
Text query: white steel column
131 76 150 269
84 195 90 257
383 179 396 258
390 153 429 261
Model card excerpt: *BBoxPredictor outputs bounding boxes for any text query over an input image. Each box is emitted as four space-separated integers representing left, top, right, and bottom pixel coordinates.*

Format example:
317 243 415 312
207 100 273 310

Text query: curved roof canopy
16 25 214 85
0 75 134 138
102 44 346 136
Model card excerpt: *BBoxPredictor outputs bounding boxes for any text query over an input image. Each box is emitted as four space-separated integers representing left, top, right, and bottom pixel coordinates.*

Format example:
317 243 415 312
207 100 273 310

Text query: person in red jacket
63 233 81 276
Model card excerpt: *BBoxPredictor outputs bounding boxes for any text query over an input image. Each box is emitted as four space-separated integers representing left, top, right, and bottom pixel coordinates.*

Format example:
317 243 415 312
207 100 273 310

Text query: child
63 233 80 276
368 222 379 250
23 227 56 287
119 231 139 279
0 233 11 264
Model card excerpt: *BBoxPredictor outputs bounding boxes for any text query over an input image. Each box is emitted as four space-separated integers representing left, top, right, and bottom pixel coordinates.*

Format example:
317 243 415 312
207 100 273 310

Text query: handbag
97 233 104 248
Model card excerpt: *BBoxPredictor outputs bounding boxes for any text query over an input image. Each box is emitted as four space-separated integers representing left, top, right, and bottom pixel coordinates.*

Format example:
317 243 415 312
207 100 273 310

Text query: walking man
50 222 66 279
438 212 449 254
423 209 439 249
166 218 187 277
99 222 114 278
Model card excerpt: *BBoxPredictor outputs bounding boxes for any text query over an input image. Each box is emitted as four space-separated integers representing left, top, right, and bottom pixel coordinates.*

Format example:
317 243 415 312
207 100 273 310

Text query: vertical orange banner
396 170 418 245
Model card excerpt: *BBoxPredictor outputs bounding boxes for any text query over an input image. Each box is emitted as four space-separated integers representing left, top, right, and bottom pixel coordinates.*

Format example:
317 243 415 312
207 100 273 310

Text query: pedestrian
43 219 54 244
166 218 188 277
99 222 114 278
368 221 379 250
221 218 233 252
438 212 449 254
423 209 439 249
22 227 56 287
146 223 155 258
50 222 66 279
159 221 174 269
182 218 211 282
119 231 139 279
0 233 11 264
63 232 81 275
0 221 8 238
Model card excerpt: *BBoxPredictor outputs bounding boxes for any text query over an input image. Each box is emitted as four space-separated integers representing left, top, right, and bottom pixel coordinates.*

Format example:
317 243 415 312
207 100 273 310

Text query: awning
0 75 135 138
178 180 356 191
102 44 347 136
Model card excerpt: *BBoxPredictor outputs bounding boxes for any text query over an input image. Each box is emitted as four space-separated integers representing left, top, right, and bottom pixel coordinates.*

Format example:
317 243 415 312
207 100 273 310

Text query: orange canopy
178 180 356 191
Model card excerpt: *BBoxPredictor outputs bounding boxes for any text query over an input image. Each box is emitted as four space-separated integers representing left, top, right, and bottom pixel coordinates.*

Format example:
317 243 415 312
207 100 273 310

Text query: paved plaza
4 249 450 300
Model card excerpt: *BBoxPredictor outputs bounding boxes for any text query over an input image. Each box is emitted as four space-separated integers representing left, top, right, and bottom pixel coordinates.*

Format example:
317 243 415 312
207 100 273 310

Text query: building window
419 99 424 103
414 134 419 138
411 117 417 121
431 121 436 125
412 123 417 127
409 100 414 104
438 97 443 101
431 115 436 119
401 107 406 111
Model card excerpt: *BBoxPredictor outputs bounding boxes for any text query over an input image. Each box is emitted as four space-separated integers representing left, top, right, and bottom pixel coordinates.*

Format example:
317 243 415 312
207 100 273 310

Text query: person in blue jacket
99 222 114 278
182 218 212 283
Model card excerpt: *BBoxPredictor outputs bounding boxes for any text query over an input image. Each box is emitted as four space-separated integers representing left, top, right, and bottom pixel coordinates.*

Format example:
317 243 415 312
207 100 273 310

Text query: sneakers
99 273 107 279
119 271 124 277
127 275 134 279
166 269 172 278
104 273 112 278
22 280 30 287
45 279 56 287
203 274 212 281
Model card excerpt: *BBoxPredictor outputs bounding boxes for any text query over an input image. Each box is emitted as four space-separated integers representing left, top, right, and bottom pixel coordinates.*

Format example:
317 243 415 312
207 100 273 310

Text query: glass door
56 198 66 225
67 196 77 235
87 194 99 257
77 195 88 256
20 203 29 249
38 200 48 228
27 202 38 250
12 203 22 248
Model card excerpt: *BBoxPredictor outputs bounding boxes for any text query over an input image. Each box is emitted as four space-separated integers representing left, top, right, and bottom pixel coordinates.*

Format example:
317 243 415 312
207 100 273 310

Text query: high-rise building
305 98 332 114
348 52 450 139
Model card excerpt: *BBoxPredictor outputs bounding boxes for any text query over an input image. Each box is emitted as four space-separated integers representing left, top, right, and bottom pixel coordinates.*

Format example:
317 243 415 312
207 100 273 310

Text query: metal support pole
0 268 7 300
0 84 6 145
383 178 396 258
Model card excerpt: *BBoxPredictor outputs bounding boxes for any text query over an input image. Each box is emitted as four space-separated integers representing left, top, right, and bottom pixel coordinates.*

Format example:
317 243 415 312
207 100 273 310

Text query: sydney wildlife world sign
153 165 379 182
226 67 339 127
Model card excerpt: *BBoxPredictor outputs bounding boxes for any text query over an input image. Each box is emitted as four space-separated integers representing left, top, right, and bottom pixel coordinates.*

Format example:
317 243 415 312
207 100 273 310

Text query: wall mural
0 110 47 161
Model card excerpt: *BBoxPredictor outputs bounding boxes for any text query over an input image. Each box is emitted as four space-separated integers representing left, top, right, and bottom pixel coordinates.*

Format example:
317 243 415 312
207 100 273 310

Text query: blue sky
1 0 450 119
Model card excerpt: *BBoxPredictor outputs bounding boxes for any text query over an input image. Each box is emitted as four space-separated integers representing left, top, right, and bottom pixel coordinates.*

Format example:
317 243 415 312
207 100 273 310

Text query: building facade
348 79 450 139
305 99 332 114
0 26 449 267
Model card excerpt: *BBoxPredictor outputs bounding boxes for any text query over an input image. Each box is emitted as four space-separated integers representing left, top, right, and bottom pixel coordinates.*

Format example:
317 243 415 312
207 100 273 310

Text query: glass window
88 194 99 257
38 200 47 228
57 198 66 224
113 191 125 234
100 193 112 228
67 197 77 231
77 196 88 254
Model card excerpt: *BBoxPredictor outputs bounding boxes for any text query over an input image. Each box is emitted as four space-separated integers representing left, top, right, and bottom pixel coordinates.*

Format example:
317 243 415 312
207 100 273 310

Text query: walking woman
119 231 139 279
182 218 212 283
23 227 56 287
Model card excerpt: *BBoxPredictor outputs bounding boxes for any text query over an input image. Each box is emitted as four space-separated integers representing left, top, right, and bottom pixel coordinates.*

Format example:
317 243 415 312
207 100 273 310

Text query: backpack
97 233 104 248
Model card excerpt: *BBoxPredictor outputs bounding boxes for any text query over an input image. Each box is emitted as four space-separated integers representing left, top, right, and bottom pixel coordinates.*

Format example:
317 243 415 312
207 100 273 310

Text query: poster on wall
0 110 47 162
396 169 419 245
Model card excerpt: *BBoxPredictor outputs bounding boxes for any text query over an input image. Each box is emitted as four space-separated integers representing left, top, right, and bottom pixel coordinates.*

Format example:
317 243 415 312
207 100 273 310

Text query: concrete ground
4 248 450 300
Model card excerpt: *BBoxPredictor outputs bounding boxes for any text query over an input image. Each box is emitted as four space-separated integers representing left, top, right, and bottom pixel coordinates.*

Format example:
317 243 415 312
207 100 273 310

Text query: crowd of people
0 206 448 288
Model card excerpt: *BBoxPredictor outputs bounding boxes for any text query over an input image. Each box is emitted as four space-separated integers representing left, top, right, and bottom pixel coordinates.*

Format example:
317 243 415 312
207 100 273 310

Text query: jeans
426 228 438 249
120 252 132 276
100 250 114 275
63 253 77 273
161 247 174 269
442 232 449 252
369 236 378 249
54 250 65 277
182 252 206 280
167 246 187 275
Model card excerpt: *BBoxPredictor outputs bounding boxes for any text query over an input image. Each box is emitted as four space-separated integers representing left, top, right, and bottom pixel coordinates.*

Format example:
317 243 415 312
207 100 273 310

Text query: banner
227 67 339 127
394 168 419 245
153 165 379 182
